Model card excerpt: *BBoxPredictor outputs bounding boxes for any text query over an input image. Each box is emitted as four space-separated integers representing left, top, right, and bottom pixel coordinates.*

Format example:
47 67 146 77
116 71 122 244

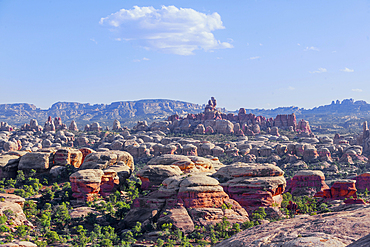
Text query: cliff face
0 100 204 128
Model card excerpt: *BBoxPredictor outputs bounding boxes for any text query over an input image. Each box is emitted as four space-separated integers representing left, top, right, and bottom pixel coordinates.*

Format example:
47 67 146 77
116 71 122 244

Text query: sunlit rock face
286 170 329 197
213 162 286 212
123 173 249 232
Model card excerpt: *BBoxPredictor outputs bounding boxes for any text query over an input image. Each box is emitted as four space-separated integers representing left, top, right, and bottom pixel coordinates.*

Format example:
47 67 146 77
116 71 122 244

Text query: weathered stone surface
286 170 329 197
0 197 33 230
0 154 20 178
109 162 132 184
53 148 83 168
354 173 370 192
348 232 370 247
222 176 286 210
215 205 370 246
315 179 358 201
0 193 25 207
124 173 248 231
18 152 50 171
137 165 182 190
157 205 194 233
70 169 104 201
147 154 192 166
303 146 319 162
0 241 38 247
213 162 286 211
100 169 119 197
112 119 122 131
80 150 133 170
213 162 284 181
69 207 99 219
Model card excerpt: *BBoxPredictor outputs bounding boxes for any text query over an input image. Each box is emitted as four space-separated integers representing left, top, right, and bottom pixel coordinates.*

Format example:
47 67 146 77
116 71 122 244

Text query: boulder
53 148 83 168
68 120 78 131
100 169 119 197
69 207 99 219
157 204 194 233
137 165 182 190
0 193 25 207
213 162 284 181
0 196 33 231
80 150 133 170
124 173 249 231
70 169 104 201
18 152 50 172
0 154 20 178
147 154 191 166
214 120 234 135
303 146 319 162
214 163 286 211
112 119 122 131
315 179 358 201
354 173 370 193
286 170 329 196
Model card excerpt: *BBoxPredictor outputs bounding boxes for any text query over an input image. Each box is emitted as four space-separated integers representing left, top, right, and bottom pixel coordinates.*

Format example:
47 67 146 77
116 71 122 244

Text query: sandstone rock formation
354 173 370 193
137 154 219 190
18 152 50 172
214 163 286 212
286 170 329 196
53 148 83 168
123 173 249 231
215 204 370 246
0 193 33 231
70 169 104 201
315 179 358 201
79 150 133 170
68 120 78 131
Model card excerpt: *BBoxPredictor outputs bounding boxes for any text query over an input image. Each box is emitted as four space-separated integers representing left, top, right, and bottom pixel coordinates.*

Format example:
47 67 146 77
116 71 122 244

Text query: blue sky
0 0 369 110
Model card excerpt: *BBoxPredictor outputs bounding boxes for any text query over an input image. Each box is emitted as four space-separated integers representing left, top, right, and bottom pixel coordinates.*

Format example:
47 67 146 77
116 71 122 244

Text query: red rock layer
286 171 329 196
354 173 370 192
315 180 357 200
177 191 229 208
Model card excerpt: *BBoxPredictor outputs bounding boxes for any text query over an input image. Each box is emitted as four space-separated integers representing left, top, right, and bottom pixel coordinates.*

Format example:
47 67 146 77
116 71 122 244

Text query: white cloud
133 57 150 62
249 56 260 60
310 68 327 73
90 38 97 44
100 5 233 55
304 46 319 51
341 67 354 72
259 43 263 46
288 86 295 91
297 43 301 46
352 88 363 92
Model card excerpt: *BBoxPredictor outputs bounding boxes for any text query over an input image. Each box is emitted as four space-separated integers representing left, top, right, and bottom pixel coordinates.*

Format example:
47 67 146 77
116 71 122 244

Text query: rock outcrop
123 174 249 232
214 163 286 212
315 179 359 201
286 170 329 196
70 169 104 201
53 148 83 168
215 204 370 246
354 173 370 193
18 152 50 172
137 154 219 190
0 193 33 231
79 150 133 170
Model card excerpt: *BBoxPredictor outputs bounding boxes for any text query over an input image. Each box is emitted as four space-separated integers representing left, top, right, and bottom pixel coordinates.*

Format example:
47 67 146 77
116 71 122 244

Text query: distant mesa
0 98 370 129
